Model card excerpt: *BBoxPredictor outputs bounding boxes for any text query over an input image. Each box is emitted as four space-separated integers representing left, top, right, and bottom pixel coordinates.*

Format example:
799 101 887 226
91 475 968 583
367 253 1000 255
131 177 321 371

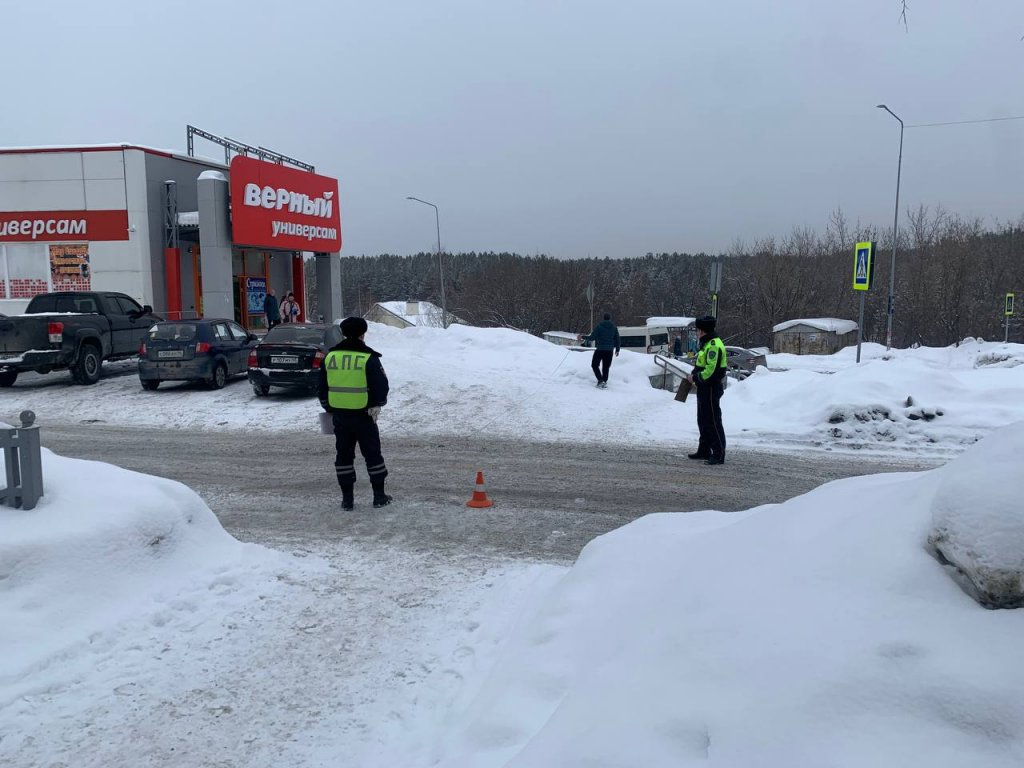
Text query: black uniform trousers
695 381 726 460
591 350 614 383
332 411 388 489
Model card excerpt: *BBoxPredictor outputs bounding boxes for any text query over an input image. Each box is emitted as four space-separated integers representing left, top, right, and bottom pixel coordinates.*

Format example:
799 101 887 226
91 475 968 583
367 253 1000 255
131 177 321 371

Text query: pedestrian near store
672 334 683 358
687 316 728 465
264 288 281 329
280 292 300 323
580 313 620 388
318 316 392 510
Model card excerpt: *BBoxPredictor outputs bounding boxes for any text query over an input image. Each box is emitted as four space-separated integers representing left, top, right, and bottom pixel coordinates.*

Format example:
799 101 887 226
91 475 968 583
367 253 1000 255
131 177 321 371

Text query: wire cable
907 115 1024 129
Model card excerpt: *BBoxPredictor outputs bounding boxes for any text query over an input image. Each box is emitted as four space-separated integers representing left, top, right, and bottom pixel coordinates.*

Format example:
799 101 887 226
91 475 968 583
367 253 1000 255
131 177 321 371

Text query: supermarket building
0 129 344 327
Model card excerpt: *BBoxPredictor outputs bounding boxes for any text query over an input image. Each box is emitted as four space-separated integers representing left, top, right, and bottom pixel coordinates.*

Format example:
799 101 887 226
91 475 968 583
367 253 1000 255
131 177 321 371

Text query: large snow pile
0 444 563 768
6 325 1024 459
730 338 1024 455
0 448 298 708
432 425 1024 767
928 424 1024 608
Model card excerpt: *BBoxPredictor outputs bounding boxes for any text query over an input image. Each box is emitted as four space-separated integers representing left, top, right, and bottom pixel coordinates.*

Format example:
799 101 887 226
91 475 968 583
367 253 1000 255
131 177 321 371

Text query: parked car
138 319 259 390
0 291 162 386
247 323 343 396
724 346 768 378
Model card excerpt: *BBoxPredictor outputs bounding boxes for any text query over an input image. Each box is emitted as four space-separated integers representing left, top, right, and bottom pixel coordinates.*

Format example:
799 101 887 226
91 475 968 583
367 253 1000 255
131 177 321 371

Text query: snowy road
7 424 942 767
41 423 934 561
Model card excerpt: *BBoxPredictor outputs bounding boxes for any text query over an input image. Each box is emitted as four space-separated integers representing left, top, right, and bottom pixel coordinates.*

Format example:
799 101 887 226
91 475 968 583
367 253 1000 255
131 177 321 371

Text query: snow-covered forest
316 208 1024 348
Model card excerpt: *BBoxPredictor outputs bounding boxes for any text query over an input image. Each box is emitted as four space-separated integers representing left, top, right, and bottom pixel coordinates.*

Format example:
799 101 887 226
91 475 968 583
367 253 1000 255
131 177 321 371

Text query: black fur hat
694 316 717 332
340 316 368 338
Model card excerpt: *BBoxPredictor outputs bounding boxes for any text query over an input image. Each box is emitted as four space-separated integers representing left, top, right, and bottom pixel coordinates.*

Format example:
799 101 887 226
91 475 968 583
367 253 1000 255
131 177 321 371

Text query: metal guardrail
651 354 693 391
651 353 748 392
1 410 43 510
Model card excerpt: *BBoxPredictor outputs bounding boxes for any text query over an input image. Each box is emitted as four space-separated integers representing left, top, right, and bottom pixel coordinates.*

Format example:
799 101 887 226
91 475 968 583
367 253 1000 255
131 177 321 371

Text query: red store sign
0 210 129 243
229 156 342 252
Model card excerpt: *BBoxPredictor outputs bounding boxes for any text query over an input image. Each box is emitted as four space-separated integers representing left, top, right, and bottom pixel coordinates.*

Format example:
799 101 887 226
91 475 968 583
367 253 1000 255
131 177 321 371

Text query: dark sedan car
139 319 259 390
248 323 343 396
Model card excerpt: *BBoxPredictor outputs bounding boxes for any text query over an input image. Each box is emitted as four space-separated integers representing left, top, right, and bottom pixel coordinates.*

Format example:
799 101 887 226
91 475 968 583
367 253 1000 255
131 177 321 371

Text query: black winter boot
688 451 708 460
371 481 392 508
341 484 354 511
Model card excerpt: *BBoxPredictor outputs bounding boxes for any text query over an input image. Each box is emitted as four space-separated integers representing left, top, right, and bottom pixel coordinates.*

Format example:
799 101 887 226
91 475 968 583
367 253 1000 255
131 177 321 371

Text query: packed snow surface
432 424 1024 767
8 324 1024 459
0 448 560 767
4 328 1024 766
928 425 1024 607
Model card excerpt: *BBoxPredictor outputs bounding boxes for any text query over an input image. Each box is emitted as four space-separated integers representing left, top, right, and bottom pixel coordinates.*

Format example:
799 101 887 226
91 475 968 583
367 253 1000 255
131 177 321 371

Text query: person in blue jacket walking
581 313 621 389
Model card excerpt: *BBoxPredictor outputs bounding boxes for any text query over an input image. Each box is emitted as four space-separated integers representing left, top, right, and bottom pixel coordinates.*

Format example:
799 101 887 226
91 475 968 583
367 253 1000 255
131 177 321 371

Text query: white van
617 325 669 354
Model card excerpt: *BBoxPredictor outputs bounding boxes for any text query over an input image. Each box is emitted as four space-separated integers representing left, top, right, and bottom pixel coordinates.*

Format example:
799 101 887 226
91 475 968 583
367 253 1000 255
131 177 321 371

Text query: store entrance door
235 275 268 329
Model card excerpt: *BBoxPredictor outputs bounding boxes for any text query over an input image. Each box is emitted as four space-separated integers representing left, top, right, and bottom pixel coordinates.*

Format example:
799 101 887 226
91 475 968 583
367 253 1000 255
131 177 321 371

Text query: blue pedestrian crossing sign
853 241 875 291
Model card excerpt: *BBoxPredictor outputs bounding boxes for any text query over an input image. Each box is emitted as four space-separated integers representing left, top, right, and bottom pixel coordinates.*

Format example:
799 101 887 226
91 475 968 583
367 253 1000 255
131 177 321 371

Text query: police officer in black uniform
318 317 392 510
687 316 728 465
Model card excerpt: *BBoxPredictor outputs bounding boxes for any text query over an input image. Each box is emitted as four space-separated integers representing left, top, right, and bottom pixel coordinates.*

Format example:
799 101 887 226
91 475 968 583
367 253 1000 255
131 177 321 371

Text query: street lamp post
877 104 904 351
405 196 448 329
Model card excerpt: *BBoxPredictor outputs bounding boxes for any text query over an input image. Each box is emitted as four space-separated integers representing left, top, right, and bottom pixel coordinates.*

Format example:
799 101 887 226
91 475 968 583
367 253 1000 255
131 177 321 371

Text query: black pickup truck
0 292 162 386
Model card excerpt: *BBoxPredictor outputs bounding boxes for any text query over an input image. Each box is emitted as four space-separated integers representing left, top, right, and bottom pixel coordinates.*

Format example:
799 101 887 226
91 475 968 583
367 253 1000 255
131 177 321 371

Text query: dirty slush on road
40 424 934 562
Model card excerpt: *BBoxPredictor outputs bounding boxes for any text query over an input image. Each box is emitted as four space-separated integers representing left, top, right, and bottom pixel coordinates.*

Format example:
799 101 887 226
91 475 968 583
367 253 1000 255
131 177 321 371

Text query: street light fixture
877 104 904 351
405 196 448 329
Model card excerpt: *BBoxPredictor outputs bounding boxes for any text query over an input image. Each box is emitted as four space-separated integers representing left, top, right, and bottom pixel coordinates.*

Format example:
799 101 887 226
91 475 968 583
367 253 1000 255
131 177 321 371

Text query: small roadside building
772 318 858 355
364 300 461 329
647 316 697 354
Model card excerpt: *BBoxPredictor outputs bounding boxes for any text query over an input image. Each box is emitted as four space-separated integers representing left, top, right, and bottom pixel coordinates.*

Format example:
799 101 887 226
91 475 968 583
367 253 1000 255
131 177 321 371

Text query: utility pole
877 104 904 351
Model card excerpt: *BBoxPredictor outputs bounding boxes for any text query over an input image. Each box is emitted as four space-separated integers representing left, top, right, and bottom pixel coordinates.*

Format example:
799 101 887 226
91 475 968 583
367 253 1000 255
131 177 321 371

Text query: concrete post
197 171 234 320
315 252 343 322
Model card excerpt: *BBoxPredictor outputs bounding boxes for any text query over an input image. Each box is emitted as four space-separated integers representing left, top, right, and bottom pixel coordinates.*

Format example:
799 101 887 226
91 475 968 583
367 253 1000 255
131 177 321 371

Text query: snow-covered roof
773 318 858 335
177 211 199 227
543 331 579 340
646 316 695 328
371 300 456 328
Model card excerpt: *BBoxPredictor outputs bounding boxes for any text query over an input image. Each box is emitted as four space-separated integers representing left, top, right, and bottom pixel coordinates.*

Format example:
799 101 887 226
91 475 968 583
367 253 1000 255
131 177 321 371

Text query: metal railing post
1 410 43 510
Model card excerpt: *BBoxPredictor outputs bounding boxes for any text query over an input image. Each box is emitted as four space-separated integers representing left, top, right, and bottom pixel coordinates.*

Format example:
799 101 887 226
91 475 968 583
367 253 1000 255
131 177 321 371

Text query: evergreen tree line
320 207 1023 349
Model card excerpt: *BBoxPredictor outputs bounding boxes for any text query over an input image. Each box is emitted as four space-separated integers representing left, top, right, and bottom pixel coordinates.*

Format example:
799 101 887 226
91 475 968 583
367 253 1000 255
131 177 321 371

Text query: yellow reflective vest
324 350 370 409
696 337 727 382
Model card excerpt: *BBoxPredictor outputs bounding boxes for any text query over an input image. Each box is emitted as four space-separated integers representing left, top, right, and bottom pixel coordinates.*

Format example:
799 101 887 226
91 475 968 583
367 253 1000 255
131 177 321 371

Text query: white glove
367 406 381 422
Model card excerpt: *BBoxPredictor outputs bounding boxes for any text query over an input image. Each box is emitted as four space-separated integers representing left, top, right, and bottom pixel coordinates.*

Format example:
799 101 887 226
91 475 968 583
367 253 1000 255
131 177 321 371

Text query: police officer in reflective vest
318 317 391 510
687 316 728 465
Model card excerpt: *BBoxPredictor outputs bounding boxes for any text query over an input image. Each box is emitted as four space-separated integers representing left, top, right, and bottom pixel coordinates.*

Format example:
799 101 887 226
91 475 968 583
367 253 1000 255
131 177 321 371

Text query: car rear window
25 295 56 313
150 323 198 341
25 295 99 313
323 325 344 347
264 326 325 345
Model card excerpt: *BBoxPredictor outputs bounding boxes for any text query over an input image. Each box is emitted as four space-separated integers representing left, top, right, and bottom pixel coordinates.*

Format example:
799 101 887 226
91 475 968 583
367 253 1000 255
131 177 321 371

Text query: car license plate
271 355 299 364
158 350 184 359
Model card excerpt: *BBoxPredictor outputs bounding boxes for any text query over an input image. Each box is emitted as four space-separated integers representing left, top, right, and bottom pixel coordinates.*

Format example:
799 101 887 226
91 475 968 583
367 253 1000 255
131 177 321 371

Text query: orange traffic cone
466 471 494 508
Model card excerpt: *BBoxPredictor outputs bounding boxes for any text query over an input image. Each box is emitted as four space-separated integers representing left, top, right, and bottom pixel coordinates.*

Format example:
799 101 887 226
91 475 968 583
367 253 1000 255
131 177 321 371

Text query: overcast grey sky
4 1 1023 258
